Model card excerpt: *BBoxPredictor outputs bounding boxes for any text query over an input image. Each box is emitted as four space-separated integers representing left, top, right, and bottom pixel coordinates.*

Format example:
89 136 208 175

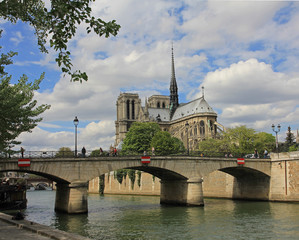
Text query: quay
0 213 90 240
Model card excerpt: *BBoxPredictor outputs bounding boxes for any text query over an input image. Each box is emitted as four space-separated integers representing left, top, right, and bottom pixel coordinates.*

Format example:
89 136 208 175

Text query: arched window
132 100 135 119
157 102 160 108
126 100 130 119
194 126 197 136
199 120 205 136
162 102 165 108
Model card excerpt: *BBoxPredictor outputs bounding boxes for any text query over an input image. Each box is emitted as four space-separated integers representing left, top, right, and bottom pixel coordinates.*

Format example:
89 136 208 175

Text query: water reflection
53 212 89 237
20 192 299 240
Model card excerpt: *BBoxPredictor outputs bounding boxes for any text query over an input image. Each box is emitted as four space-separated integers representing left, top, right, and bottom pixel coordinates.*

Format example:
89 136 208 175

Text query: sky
1 0 299 152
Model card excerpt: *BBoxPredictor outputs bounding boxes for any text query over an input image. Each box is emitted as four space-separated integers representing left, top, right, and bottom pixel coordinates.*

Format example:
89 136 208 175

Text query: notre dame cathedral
115 47 225 150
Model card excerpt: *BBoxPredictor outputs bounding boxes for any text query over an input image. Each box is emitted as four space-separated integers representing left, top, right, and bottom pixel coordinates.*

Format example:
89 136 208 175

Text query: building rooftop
171 97 216 121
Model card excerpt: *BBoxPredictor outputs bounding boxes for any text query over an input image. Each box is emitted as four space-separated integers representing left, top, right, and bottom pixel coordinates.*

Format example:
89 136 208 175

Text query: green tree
0 74 50 152
151 131 184 155
90 149 100 157
0 31 17 75
115 169 126 184
289 145 298 152
128 169 136 189
122 122 160 154
55 147 73 157
225 126 256 155
0 0 120 82
198 126 276 157
285 126 295 151
255 132 275 154
171 136 186 153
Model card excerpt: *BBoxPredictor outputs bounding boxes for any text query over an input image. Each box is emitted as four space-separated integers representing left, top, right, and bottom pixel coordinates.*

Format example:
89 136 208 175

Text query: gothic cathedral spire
170 44 179 118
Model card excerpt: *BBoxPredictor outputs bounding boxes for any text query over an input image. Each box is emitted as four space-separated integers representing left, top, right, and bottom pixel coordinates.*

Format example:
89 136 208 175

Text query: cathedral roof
171 97 216 121
148 108 170 122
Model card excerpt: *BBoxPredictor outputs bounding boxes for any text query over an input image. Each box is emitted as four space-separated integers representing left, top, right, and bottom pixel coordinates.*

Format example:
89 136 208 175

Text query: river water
11 191 299 239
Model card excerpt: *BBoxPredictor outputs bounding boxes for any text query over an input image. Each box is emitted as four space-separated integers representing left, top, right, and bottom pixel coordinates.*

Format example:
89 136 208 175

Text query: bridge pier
160 177 204 206
55 181 88 214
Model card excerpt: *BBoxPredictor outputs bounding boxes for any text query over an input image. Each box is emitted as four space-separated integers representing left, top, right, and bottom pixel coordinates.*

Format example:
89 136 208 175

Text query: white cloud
10 31 23 45
197 59 299 131
6 0 299 150
18 120 115 151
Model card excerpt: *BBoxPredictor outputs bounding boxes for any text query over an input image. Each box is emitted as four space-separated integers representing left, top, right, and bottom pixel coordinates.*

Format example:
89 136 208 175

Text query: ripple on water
20 192 299 240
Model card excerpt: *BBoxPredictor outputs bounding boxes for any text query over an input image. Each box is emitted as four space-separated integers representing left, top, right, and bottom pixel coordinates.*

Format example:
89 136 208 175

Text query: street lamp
185 121 189 155
73 116 79 157
272 124 281 154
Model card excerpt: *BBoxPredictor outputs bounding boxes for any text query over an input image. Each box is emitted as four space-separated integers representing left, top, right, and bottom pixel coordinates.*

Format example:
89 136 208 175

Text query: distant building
115 47 225 150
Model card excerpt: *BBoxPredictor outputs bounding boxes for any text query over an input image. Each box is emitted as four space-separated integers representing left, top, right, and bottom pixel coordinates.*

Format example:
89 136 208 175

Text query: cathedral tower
169 45 179 118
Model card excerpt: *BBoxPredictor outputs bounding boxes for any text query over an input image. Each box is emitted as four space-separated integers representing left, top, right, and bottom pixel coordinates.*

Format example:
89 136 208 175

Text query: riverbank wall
88 171 241 199
88 152 299 202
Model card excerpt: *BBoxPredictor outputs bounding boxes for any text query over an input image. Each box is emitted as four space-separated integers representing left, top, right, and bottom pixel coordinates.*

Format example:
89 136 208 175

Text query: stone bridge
0 155 276 213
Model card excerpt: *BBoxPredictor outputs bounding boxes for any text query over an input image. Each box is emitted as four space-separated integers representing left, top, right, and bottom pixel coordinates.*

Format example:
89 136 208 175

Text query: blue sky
1 0 299 151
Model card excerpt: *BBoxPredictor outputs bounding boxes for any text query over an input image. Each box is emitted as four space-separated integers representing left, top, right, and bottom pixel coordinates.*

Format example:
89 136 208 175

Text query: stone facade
115 47 224 150
89 172 160 195
269 152 299 201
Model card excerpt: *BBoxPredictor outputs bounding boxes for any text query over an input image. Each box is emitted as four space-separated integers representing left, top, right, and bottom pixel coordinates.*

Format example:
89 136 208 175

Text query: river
9 191 299 239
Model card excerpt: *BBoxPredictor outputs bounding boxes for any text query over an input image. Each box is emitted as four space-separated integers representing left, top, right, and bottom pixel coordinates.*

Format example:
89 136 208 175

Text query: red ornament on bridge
18 159 31 167
237 158 245 165
141 156 151 164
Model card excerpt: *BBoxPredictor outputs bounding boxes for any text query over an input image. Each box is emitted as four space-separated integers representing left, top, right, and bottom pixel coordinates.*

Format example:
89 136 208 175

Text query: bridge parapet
271 151 299 161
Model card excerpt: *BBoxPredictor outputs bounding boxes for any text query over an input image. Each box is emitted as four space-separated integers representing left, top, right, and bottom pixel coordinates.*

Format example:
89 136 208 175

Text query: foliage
122 122 160 154
115 169 125 184
99 174 105 194
128 169 136 189
90 149 100 157
0 0 120 82
90 149 109 157
122 122 185 155
123 170 128 179
285 126 295 149
55 147 73 157
151 131 185 155
197 125 276 156
0 31 17 75
289 145 298 152
0 74 50 152
137 171 141 187
225 126 256 155
170 136 186 153
198 138 223 152
255 132 275 153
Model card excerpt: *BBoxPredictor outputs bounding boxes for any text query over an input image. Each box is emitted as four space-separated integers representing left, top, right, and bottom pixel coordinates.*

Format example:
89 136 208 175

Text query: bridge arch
0 169 69 184
219 166 270 178
203 166 271 201
97 166 188 183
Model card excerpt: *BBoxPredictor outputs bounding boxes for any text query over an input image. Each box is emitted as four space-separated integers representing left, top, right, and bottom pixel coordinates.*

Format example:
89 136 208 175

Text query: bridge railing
0 150 271 159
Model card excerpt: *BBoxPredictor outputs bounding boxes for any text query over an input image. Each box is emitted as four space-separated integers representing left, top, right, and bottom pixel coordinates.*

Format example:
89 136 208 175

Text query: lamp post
73 116 79 157
272 124 281 154
185 121 189 155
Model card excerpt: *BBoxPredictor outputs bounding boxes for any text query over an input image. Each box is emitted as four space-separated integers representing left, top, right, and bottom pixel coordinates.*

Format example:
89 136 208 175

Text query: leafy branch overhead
0 0 121 82
0 74 51 152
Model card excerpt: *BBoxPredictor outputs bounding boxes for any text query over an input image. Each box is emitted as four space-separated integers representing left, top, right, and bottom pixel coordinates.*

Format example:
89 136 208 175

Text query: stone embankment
0 213 90 240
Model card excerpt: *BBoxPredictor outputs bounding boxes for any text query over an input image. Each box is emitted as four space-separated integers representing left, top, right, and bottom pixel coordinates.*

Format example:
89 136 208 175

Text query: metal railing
0 150 271 159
